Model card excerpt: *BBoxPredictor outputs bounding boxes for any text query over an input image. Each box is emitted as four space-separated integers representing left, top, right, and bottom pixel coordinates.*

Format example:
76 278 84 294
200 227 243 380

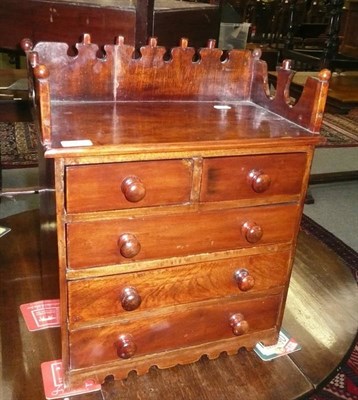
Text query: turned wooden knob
20 38 33 52
242 221 263 244
234 269 255 291
121 176 146 202
120 287 142 311
230 313 249 336
118 233 141 258
248 170 271 193
116 334 137 359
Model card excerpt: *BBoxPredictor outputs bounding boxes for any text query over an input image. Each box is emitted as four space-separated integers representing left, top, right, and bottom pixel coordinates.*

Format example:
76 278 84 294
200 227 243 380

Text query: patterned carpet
311 349 358 400
0 122 37 168
320 109 358 147
301 215 358 400
0 109 358 168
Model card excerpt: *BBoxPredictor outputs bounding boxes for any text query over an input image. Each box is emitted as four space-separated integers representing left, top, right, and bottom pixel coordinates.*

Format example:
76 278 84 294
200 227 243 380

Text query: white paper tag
214 105 232 110
60 139 93 147
254 328 301 361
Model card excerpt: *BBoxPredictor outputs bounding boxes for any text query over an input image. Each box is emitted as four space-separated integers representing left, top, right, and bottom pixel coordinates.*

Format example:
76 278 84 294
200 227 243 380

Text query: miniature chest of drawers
23 34 329 388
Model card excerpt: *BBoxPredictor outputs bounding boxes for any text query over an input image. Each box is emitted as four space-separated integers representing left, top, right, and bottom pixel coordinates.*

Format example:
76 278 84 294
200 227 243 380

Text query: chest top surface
22 34 330 158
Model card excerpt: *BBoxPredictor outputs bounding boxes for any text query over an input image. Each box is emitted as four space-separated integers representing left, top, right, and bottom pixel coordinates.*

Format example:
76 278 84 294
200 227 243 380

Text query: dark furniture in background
0 0 221 53
228 0 358 72
340 0 358 58
1 0 357 73
281 0 358 70
0 69 31 122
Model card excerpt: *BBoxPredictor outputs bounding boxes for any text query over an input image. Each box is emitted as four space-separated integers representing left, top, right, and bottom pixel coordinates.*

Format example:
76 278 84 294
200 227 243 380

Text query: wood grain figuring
68 251 290 327
66 159 193 213
47 102 323 151
250 59 331 132
68 328 281 387
69 295 282 369
2 211 357 399
22 34 330 147
66 204 299 269
30 39 252 101
201 153 307 201
21 36 330 388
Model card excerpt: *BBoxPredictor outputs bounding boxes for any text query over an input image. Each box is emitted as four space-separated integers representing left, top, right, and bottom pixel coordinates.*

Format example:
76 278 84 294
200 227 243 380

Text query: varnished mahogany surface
21 35 331 155
66 159 193 213
64 153 306 214
68 251 291 326
70 295 282 369
22 37 332 388
21 37 334 388
66 204 299 269
46 102 321 153
1 210 357 399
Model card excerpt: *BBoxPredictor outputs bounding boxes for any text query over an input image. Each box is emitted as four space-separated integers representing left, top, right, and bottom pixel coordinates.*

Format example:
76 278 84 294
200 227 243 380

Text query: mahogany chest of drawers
23 34 329 388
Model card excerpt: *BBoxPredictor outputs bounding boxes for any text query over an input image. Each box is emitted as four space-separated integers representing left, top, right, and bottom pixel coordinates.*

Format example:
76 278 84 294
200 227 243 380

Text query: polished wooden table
269 71 358 114
0 210 357 399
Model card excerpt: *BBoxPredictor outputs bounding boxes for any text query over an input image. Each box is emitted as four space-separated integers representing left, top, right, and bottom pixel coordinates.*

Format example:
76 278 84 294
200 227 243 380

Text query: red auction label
41 360 101 399
20 299 60 331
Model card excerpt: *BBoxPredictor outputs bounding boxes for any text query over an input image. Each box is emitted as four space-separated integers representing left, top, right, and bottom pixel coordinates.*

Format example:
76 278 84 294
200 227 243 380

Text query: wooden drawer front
69 294 282 369
66 160 193 213
66 204 299 269
200 153 307 202
68 251 290 325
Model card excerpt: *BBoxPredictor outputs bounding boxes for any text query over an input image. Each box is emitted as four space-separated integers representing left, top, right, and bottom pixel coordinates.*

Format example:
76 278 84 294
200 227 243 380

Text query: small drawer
66 204 299 269
69 294 282 369
200 153 307 202
66 160 193 213
68 251 290 326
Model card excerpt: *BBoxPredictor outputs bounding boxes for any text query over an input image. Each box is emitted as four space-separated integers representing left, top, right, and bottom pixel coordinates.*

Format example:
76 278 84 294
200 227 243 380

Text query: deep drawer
200 153 307 202
66 159 193 213
69 294 282 369
66 204 299 269
68 251 290 326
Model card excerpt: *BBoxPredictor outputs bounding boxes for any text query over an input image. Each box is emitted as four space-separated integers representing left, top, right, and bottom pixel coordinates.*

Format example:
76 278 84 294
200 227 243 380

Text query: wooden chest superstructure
22 34 329 388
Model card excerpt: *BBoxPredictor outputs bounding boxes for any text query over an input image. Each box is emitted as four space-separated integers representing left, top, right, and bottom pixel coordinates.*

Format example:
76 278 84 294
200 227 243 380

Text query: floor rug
320 109 358 147
0 122 38 169
301 215 358 400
